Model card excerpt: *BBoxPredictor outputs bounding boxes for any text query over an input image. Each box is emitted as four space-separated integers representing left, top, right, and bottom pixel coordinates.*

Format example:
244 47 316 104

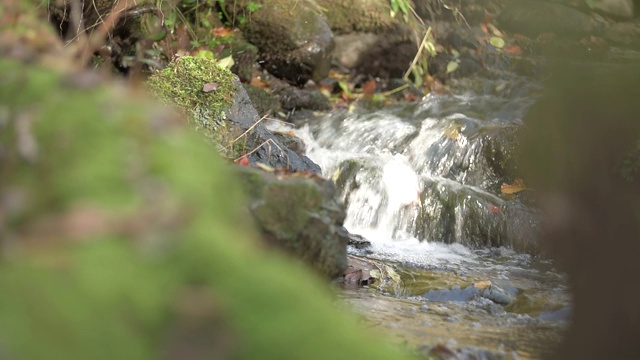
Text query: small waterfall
282 78 542 252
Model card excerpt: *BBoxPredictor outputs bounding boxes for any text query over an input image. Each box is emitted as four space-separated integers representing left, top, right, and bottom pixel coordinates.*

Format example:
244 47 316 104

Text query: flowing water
269 77 570 358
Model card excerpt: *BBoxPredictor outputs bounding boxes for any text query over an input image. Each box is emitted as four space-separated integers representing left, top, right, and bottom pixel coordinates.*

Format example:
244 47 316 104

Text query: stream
269 76 569 358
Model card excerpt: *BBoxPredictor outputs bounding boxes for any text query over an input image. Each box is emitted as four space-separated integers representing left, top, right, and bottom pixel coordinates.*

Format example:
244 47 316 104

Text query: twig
403 26 432 81
225 113 269 149
379 83 409 97
76 0 131 65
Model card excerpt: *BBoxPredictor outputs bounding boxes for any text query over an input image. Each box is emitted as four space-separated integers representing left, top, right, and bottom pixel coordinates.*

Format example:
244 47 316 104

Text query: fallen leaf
480 23 489 34
487 23 503 37
202 82 219 93
501 178 527 195
404 92 416 102
446 61 459 74
487 203 501 214
504 44 522 56
250 76 269 89
235 155 249 166
255 162 275 172
384 265 401 283
211 27 233 37
370 269 381 279
489 36 505 49
361 79 377 96
343 266 372 286
443 124 462 140
217 55 234 70
474 280 492 290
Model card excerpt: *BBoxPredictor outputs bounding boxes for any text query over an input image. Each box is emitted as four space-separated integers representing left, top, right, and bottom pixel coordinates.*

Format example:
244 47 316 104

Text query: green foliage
404 27 436 89
389 0 411 22
0 58 418 360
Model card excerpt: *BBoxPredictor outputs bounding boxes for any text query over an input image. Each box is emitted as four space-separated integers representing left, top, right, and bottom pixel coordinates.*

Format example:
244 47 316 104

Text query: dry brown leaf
202 82 219 93
361 79 377 96
211 27 233 38
473 280 492 290
501 178 527 194
504 44 522 56
250 76 269 89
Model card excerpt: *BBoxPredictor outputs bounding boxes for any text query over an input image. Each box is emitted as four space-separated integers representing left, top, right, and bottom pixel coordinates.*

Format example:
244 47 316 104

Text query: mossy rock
242 83 282 116
315 0 398 34
147 56 241 155
147 55 320 172
228 0 334 84
0 55 417 360
236 166 349 278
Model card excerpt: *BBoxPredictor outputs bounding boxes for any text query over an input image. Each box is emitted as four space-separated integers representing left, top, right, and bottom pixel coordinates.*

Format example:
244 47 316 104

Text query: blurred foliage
0 56 418 360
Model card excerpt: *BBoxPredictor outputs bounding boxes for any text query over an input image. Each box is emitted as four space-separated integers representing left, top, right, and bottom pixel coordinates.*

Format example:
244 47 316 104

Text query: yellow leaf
473 280 492 290
255 162 275 172
501 178 527 194
446 61 459 74
490 36 505 49
444 124 462 140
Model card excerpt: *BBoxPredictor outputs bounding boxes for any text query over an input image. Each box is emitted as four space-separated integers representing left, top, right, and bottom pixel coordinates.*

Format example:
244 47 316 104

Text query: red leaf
504 44 522 56
235 155 250 166
487 203 501 214
211 27 233 37
361 79 377 96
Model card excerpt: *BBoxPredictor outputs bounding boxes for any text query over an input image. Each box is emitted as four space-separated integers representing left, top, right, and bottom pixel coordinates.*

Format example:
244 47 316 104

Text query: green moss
147 56 240 155
315 0 397 33
0 57 417 360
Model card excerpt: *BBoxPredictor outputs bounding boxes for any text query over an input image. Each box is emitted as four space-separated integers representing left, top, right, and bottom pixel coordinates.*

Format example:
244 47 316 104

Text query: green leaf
370 269 381 279
384 265 401 283
585 0 597 8
337 80 352 96
194 50 215 60
425 42 437 56
446 61 459 74
371 94 386 102
217 55 235 69
489 36 505 49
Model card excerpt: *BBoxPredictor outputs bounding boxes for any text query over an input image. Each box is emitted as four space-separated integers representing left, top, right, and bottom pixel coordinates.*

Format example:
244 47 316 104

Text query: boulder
148 56 321 173
236 166 350 278
590 0 634 18
229 0 334 85
498 0 594 39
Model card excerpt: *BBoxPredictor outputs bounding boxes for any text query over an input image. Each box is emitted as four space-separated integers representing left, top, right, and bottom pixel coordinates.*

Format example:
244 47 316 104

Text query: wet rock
235 166 349 278
228 79 322 172
333 31 418 79
498 0 594 39
230 0 334 85
270 77 331 110
317 0 397 33
590 0 634 18
148 56 320 173
347 233 372 249
242 84 281 116
416 179 541 253
221 39 259 82
604 22 640 47
272 130 306 156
